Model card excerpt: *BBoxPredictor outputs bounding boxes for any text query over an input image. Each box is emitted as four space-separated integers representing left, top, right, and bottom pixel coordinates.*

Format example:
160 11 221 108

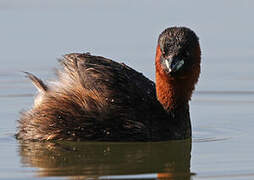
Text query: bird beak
164 57 184 73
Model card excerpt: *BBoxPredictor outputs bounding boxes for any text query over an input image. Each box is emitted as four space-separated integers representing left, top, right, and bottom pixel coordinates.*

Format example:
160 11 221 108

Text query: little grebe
17 27 201 141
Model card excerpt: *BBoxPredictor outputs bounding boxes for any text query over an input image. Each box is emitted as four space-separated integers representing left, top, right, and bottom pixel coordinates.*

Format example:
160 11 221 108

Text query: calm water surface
0 1 254 179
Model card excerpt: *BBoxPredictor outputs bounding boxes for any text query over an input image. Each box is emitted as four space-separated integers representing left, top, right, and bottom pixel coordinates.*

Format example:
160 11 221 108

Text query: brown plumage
17 27 201 141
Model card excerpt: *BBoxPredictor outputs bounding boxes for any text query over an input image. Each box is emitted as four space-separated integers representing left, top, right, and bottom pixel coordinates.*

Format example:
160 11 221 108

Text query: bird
16 27 201 141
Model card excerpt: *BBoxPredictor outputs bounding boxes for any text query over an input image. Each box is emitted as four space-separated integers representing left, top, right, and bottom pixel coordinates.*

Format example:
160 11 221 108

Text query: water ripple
0 93 33 98
192 127 243 143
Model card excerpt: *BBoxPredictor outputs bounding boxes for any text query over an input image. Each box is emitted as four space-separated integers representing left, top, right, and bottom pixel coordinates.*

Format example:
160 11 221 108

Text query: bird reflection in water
18 139 192 180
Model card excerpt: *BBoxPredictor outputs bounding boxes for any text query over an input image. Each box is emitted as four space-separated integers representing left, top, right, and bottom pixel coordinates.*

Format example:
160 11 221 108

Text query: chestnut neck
155 45 200 112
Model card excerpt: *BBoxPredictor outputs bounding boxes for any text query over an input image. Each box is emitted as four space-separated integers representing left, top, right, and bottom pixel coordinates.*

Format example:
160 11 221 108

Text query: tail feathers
24 72 48 93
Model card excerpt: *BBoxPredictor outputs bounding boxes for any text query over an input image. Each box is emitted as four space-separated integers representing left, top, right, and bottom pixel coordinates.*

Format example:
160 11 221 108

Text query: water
1 1 254 179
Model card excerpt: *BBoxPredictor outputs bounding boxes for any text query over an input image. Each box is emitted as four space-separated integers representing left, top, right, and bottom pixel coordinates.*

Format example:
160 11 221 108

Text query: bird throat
155 45 198 112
